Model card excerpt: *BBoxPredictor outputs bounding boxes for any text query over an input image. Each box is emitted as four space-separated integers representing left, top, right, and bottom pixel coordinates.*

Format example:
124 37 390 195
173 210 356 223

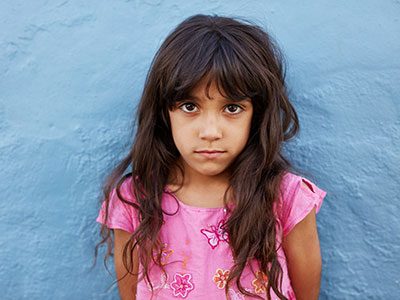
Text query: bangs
163 29 261 108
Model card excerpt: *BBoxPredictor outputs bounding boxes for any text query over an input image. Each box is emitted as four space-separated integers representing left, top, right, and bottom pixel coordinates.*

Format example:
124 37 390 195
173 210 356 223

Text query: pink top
96 172 326 300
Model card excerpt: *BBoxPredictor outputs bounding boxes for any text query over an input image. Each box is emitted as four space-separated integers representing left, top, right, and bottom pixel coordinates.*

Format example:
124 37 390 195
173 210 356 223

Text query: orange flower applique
160 243 173 265
213 268 230 289
252 270 269 294
153 243 173 266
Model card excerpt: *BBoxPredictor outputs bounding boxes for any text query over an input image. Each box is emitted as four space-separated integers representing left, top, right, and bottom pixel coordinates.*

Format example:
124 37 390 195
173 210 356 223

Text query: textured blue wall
1 1 399 299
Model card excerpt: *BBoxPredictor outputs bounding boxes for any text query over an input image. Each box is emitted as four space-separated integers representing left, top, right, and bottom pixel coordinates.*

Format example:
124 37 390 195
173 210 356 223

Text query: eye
179 102 198 113
177 102 244 115
225 104 243 114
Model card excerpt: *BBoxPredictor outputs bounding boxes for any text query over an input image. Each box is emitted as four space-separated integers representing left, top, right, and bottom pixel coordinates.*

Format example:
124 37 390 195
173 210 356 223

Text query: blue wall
1 1 399 299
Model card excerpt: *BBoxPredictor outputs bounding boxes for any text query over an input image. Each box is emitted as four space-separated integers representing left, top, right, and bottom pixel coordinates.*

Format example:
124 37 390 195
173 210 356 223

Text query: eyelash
178 102 244 115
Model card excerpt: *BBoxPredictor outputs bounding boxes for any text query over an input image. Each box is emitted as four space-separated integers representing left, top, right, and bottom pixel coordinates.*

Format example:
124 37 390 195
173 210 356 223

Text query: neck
167 158 230 191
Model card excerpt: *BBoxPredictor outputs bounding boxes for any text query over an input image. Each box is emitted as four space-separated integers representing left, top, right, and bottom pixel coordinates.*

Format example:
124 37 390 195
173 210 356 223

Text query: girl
95 14 326 300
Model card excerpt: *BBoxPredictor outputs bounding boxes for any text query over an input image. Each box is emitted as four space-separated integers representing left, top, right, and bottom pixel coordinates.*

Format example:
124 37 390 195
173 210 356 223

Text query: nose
198 113 223 141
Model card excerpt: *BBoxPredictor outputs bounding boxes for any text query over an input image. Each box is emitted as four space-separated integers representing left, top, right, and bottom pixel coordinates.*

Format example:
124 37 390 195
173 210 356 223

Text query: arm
282 207 322 300
114 229 139 300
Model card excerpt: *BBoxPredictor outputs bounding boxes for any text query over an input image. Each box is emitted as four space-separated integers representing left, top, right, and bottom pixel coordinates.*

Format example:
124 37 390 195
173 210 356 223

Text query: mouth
196 150 224 152
195 149 226 153
194 150 226 159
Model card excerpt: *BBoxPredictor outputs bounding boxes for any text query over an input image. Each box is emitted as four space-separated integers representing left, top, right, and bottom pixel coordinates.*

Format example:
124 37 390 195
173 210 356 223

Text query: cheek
243 112 253 138
233 126 252 153
169 115 192 150
230 117 252 141
172 129 186 147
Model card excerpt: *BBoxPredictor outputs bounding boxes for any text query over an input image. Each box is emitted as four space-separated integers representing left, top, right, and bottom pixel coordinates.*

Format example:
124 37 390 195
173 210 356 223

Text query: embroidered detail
182 256 188 269
200 219 229 249
160 243 174 266
146 272 169 291
170 273 194 298
228 288 245 300
213 268 230 289
152 243 174 266
252 270 269 294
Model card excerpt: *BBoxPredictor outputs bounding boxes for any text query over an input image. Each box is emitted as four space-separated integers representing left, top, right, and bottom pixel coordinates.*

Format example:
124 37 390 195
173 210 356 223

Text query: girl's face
168 79 253 182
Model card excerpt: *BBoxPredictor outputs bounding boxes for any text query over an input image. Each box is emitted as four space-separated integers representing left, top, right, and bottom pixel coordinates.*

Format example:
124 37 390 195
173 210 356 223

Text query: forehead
187 79 251 103
190 79 220 99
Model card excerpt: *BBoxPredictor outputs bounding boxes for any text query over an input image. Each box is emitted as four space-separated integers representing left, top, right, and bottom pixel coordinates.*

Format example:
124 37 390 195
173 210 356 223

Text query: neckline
163 186 228 211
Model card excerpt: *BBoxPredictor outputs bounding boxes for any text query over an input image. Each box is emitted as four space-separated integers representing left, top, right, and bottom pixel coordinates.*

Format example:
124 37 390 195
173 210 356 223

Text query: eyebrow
186 95 251 103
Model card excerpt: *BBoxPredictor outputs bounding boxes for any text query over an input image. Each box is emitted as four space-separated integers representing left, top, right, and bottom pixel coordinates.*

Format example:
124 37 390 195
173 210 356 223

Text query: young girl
95 14 326 300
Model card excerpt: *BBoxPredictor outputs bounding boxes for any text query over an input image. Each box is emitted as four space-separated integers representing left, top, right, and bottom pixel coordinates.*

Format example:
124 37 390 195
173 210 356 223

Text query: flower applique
151 242 174 266
170 273 194 298
200 219 229 249
252 270 269 294
213 268 230 289
160 243 174 265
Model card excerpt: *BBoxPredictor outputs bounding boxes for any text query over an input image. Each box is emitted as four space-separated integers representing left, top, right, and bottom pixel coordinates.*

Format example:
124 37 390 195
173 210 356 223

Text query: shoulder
115 174 136 203
100 174 139 217
96 174 139 232
276 172 327 237
279 172 325 202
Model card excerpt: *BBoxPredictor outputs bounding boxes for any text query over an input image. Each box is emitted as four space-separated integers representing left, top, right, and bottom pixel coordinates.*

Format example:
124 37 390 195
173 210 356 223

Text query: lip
196 150 225 153
195 150 226 159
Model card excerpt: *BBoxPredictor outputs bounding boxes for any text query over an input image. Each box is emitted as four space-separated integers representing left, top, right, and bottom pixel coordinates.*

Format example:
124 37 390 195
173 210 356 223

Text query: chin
197 167 227 177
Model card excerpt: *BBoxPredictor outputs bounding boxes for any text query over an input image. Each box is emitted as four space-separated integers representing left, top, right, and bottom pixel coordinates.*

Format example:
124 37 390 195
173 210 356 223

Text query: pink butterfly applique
200 219 229 249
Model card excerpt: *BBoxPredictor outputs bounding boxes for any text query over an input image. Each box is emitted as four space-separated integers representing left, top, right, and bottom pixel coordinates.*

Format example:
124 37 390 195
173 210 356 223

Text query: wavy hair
95 14 299 300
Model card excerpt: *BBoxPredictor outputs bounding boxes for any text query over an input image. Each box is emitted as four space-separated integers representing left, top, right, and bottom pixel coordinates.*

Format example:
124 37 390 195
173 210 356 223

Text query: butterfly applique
200 219 229 249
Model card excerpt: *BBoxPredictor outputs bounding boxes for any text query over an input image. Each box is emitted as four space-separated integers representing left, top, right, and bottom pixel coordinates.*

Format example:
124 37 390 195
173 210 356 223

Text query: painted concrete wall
1 1 399 299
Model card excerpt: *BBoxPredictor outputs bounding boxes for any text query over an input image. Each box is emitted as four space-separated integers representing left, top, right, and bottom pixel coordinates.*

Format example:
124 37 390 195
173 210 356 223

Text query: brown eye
179 102 198 113
225 104 243 114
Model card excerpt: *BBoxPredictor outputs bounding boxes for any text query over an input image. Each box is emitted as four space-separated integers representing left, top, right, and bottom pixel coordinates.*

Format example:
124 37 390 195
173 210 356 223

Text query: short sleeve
96 176 138 233
277 173 326 237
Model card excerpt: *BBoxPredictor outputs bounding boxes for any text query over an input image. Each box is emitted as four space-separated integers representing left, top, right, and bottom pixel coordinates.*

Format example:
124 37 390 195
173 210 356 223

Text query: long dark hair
95 14 299 300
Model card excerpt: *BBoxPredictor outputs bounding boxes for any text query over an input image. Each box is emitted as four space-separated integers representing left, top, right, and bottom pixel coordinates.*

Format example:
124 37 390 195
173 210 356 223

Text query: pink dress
96 172 326 299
